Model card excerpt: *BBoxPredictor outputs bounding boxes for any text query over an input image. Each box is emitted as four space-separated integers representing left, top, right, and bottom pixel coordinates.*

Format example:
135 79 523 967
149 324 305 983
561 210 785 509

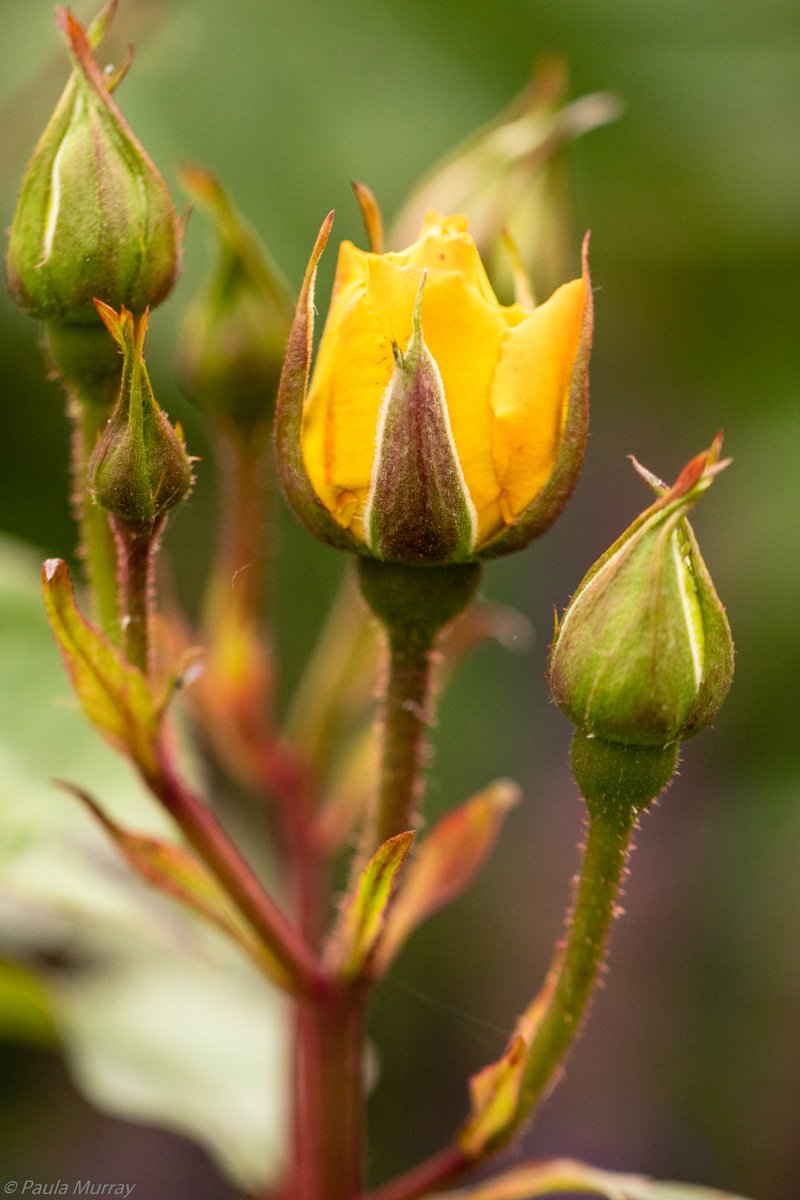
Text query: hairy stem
368 804 638 1200
357 560 481 854
48 323 122 636
114 518 162 676
516 804 636 1113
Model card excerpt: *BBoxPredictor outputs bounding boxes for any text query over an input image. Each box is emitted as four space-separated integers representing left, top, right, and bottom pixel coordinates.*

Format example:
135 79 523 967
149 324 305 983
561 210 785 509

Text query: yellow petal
387 212 500 306
489 277 585 536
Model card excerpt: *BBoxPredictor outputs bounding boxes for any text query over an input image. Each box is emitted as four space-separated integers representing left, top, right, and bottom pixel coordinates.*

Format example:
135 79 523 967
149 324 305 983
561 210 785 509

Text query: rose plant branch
6 11 742 1200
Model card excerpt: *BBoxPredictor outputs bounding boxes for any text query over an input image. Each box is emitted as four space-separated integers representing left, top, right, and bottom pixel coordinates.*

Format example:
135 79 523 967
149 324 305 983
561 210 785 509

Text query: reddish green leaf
459 1034 528 1157
62 783 292 990
329 831 415 980
42 559 160 776
459 965 559 1155
446 1158 752 1200
376 779 519 972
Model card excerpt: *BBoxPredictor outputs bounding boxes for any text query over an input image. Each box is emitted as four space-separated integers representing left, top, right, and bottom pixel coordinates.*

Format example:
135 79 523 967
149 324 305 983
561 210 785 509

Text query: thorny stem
70 392 120 634
515 805 636 1115
374 623 435 847
368 804 638 1200
47 323 122 637
114 518 162 676
357 560 482 854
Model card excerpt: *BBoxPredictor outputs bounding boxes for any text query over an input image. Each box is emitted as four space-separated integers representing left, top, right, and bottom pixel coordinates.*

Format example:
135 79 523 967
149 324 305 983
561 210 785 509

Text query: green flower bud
548 438 733 748
89 302 193 528
6 6 179 326
177 166 293 432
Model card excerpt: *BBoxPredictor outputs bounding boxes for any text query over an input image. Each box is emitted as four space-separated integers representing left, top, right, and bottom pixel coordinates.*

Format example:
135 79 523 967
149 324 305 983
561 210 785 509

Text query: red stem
145 748 325 1000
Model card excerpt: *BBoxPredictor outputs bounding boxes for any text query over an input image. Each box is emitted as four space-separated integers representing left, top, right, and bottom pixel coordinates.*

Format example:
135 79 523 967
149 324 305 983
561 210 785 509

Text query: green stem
47 323 122 636
366 807 636 1200
357 559 481 851
368 737 679 1200
516 803 635 1112
114 519 161 676
376 619 435 845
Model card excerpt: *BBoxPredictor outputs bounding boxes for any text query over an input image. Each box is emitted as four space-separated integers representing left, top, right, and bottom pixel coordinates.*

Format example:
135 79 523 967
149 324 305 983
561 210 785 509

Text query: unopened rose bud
6 6 179 327
177 166 293 432
89 302 192 528
391 57 620 299
276 208 592 564
548 438 734 749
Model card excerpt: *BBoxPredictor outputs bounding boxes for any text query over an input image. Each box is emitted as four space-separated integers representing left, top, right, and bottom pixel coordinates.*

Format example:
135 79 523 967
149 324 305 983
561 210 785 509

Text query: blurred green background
1 0 799 1196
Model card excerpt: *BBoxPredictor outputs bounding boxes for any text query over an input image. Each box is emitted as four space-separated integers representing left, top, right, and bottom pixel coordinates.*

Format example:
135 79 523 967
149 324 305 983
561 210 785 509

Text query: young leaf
376 779 519 971
459 963 559 1155
42 559 161 777
329 830 415 980
443 1158 752 1200
61 783 293 991
458 1034 528 1158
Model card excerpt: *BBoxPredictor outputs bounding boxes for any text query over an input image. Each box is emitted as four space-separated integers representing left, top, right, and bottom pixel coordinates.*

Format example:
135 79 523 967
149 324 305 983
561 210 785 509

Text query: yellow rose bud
276 209 592 563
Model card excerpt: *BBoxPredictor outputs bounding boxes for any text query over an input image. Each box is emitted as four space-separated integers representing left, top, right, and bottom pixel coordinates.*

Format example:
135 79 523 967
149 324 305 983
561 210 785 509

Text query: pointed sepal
365 275 478 563
89 304 193 529
274 212 359 551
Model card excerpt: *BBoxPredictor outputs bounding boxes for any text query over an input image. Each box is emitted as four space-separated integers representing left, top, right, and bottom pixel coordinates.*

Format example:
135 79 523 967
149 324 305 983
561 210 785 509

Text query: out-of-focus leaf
444 1158 753 1200
0 958 58 1045
0 538 286 1189
61 783 291 988
53 936 288 1193
41 558 161 776
328 831 415 979
376 779 519 971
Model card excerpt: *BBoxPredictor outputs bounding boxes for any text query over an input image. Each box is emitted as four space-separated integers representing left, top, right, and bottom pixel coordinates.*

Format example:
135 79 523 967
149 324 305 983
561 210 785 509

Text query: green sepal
366 275 477 563
89 304 193 529
274 212 360 552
